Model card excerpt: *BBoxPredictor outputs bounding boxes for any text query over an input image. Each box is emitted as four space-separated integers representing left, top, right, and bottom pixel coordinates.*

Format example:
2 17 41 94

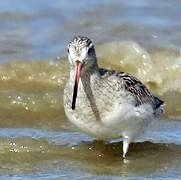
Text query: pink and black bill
72 61 82 110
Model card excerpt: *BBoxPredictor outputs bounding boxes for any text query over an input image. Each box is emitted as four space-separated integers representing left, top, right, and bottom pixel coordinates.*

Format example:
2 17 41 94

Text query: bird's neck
84 62 99 76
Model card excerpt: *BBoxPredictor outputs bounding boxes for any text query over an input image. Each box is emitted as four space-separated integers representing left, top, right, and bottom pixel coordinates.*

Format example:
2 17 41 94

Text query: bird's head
67 36 97 110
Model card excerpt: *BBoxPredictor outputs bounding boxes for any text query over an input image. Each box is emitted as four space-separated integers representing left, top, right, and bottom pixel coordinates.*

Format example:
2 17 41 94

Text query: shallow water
0 0 181 179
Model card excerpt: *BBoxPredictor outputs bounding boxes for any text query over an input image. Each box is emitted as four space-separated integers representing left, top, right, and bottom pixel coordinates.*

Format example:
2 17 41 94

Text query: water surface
0 0 181 179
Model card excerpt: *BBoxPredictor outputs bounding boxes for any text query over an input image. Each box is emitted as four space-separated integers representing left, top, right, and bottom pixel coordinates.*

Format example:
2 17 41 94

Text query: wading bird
64 36 164 158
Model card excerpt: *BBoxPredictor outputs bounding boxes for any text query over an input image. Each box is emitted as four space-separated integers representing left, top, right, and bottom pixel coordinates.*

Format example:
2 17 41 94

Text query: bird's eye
67 49 69 54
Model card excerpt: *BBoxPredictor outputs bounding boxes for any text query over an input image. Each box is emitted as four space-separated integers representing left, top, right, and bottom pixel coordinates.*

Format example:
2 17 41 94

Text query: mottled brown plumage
64 36 164 158
99 68 164 111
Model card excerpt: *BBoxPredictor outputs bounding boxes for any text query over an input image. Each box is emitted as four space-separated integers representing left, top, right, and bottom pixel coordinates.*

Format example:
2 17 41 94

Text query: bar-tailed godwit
64 36 164 158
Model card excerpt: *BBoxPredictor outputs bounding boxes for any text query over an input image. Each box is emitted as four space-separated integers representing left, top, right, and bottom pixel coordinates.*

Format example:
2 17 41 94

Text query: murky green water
0 0 181 179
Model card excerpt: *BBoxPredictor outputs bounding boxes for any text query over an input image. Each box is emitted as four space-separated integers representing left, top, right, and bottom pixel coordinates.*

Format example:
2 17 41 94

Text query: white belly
65 103 154 142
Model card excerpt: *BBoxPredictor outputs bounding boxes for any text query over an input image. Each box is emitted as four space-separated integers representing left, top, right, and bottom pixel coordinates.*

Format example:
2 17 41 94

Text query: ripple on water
0 41 180 179
0 129 180 178
0 42 180 118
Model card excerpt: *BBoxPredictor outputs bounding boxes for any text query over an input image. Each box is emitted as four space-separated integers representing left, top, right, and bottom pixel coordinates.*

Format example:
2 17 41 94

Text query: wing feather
99 68 164 111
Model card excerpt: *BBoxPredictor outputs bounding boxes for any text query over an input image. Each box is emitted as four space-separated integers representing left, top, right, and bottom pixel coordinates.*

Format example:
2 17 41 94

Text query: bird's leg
123 137 130 158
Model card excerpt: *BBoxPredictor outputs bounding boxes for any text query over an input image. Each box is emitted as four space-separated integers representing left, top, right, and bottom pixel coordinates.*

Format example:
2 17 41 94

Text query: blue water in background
0 0 106 61
0 0 180 62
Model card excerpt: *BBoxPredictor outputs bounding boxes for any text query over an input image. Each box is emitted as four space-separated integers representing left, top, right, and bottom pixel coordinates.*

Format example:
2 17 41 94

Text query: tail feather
153 96 165 116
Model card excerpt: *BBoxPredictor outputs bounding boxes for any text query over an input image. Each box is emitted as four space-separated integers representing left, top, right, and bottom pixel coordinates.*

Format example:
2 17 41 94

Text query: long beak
72 61 82 110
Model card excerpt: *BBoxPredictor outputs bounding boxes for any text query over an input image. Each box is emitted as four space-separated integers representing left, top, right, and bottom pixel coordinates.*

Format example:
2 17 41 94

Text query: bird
64 35 164 158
